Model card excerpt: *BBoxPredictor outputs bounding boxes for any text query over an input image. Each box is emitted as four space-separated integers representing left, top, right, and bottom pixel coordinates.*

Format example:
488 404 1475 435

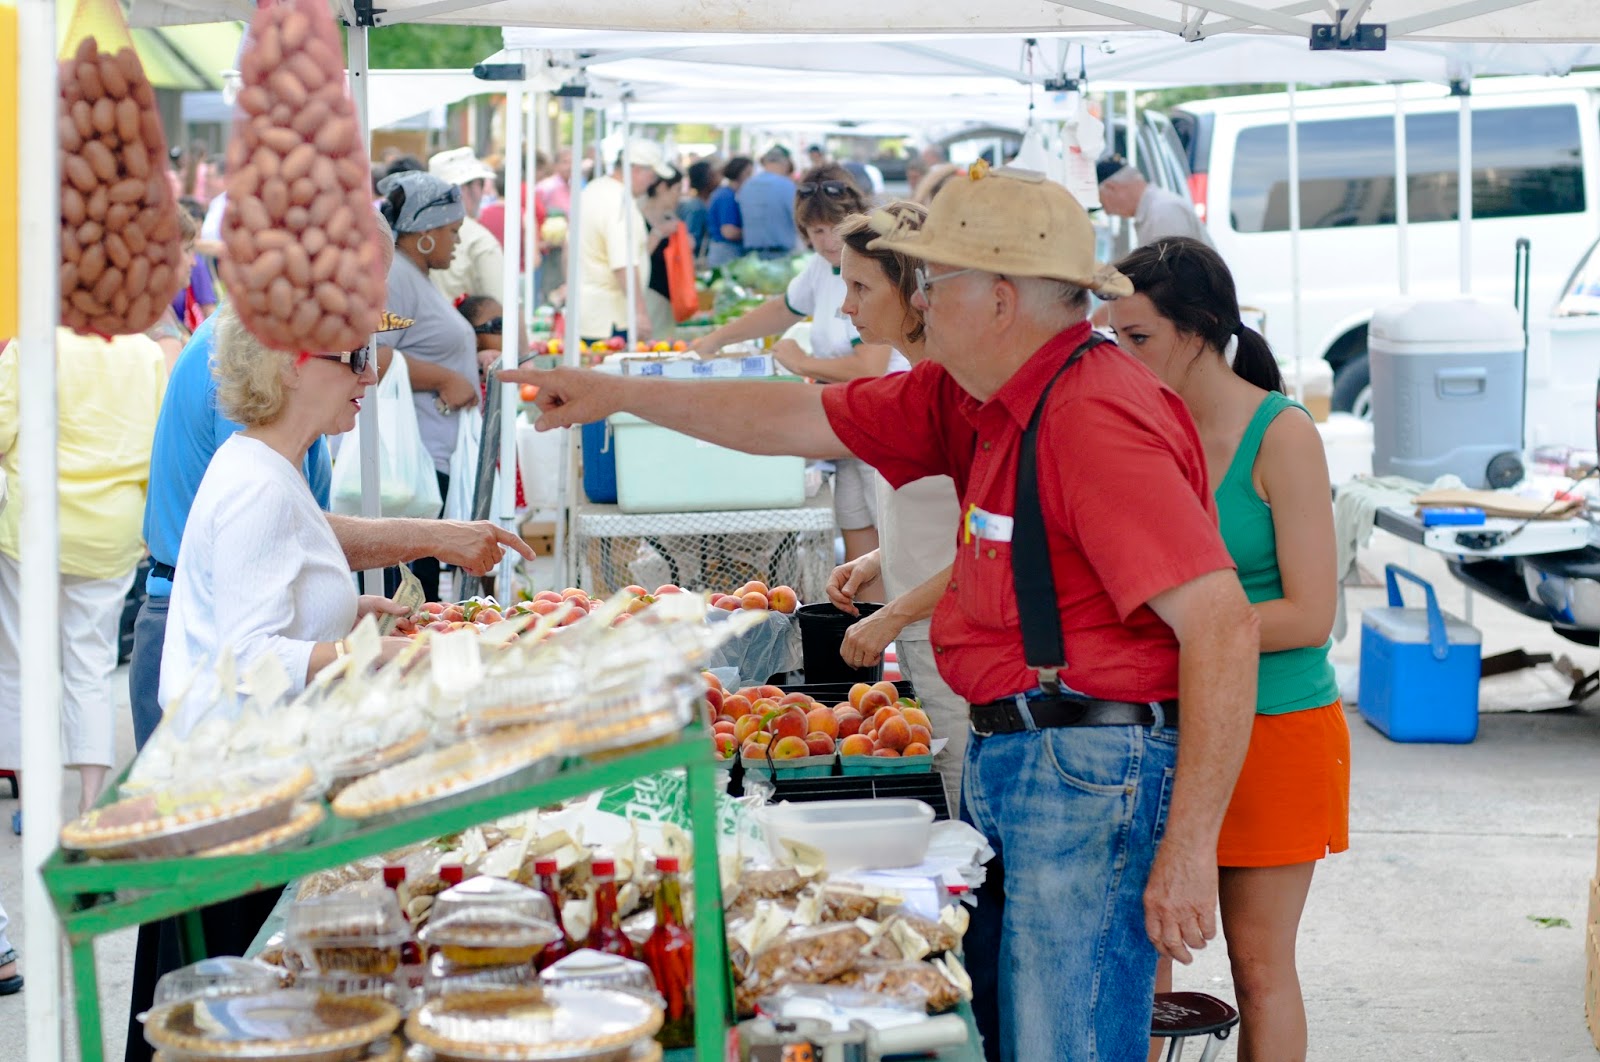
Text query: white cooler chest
1369 297 1525 488
607 412 805 513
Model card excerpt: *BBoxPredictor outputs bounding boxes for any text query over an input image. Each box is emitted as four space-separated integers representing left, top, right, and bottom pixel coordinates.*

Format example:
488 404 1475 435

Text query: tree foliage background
352 24 503 68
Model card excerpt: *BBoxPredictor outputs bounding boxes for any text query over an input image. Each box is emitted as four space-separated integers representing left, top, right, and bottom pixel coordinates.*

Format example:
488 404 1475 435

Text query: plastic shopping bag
444 405 483 522
330 352 441 518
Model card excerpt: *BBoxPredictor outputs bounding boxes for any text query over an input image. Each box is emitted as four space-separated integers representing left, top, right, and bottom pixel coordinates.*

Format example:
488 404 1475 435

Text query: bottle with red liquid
382 865 425 986
642 856 694 1049
584 858 637 959
533 857 574 970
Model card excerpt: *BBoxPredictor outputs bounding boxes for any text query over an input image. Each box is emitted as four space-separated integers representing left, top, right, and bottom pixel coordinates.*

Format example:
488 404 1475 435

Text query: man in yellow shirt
577 140 676 344
0 329 167 820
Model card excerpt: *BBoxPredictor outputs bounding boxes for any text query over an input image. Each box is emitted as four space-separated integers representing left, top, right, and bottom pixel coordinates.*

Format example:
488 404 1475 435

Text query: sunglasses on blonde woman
307 345 375 375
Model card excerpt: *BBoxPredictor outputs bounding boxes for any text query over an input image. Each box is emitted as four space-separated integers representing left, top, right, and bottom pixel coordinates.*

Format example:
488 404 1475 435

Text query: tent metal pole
1124 88 1136 173
1457 80 1473 295
347 24 385 592
558 96 588 590
18 0 65 1053
1395 83 1410 295
622 94 638 350
498 69 526 602
525 92 539 326
1287 81 1304 402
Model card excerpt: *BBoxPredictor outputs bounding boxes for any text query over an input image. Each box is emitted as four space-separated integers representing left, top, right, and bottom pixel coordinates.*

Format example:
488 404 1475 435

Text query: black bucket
795 602 885 685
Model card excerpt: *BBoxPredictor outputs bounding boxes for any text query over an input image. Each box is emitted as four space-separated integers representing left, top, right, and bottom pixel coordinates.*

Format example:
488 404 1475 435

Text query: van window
1229 103 1585 233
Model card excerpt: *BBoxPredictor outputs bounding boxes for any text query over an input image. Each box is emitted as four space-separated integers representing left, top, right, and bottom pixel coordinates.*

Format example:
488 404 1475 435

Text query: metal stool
1151 992 1240 1062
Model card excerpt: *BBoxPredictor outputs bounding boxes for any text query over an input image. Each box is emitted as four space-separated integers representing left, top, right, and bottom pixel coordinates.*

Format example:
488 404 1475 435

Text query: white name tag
964 505 1014 544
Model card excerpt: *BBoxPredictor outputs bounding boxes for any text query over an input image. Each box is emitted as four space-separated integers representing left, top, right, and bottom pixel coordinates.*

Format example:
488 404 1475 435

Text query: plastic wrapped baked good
429 876 555 927
422 951 541 1000
151 957 282 1009
60 763 313 860
330 723 567 821
538 949 660 1003
419 910 561 969
197 801 324 858
724 866 809 917
805 882 885 924
860 912 964 962
749 923 869 988
142 988 401 1062
286 888 413 977
404 985 663 1061
833 956 972 1014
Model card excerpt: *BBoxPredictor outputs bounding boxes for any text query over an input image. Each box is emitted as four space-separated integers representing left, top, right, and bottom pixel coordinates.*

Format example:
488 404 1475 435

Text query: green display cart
41 731 731 1062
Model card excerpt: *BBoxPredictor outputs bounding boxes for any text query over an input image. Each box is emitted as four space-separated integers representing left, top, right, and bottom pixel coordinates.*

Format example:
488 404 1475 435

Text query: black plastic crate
728 757 950 821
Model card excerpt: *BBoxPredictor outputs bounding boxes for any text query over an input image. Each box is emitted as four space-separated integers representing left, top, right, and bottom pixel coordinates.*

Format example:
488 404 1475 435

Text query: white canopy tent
509 27 1600 89
125 0 1600 41
16 1 1600 1057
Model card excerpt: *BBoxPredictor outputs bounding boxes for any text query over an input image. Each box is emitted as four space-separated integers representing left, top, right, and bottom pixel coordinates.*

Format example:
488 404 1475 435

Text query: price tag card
242 652 292 708
347 614 382 673
430 628 483 692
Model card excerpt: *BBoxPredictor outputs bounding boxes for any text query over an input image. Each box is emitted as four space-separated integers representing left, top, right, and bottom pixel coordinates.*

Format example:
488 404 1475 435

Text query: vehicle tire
1332 353 1372 420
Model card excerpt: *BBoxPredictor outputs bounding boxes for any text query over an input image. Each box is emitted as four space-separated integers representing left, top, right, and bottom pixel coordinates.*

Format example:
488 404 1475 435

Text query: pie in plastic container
155 1045 402 1062
404 986 663 1062
329 723 568 821
198 802 325 858
61 764 314 860
142 988 400 1062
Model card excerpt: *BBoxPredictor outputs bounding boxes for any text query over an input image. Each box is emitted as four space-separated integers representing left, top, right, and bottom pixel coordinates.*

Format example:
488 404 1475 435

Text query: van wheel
1332 354 1372 420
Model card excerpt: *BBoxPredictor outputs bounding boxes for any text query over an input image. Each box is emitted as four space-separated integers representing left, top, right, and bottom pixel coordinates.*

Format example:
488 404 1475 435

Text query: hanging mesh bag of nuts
56 0 186 337
220 0 385 351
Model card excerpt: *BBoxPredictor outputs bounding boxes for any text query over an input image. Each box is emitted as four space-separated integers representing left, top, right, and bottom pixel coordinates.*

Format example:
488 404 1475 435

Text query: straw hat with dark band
869 162 1132 299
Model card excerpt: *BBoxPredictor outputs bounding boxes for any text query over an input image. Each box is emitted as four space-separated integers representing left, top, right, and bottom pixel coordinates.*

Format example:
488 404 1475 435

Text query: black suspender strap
1011 333 1109 696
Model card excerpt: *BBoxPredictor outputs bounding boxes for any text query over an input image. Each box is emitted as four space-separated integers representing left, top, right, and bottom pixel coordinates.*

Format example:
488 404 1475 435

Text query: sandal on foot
0 950 21 996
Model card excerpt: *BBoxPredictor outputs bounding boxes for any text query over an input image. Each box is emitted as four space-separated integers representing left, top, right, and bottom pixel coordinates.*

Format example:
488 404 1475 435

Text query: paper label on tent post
431 628 483 691
380 565 426 635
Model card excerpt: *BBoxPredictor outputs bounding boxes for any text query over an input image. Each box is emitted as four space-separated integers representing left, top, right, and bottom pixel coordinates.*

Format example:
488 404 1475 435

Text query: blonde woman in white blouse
160 305 412 720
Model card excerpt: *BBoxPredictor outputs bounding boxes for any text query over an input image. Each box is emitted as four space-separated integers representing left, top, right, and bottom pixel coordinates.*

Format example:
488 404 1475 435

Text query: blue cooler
1359 565 1482 743
581 420 617 504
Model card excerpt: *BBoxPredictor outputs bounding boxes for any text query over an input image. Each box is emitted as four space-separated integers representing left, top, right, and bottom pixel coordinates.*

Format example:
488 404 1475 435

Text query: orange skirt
1216 699 1351 868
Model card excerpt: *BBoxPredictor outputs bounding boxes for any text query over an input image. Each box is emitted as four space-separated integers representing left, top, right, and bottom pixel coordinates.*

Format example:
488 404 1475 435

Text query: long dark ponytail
1113 237 1284 394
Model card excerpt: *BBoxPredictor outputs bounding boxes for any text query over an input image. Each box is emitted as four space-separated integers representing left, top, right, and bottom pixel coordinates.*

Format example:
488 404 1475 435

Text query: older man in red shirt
507 166 1258 1062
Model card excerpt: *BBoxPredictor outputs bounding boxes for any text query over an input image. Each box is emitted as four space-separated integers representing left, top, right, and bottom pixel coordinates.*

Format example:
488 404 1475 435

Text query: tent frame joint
350 0 383 29
1309 9 1386 51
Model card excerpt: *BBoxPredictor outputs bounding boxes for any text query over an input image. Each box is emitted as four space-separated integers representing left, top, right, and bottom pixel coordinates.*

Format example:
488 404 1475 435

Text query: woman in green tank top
1111 238 1350 1062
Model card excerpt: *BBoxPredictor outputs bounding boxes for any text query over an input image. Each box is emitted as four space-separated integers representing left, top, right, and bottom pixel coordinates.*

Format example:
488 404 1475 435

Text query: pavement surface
2 533 1599 1060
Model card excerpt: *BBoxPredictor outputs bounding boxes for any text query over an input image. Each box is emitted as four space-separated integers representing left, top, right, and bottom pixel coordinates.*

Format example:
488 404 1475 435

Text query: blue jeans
127 593 168 751
961 708 1178 1062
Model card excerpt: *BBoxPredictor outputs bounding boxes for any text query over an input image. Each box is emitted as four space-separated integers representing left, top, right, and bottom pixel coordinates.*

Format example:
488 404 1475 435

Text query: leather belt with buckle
969 695 1179 735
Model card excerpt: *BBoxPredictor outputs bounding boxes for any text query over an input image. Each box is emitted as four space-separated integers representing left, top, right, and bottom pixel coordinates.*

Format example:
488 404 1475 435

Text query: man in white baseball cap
428 146 506 306
574 139 678 343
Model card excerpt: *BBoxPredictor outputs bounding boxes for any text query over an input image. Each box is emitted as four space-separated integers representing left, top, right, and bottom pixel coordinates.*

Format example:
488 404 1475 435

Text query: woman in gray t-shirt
377 171 482 600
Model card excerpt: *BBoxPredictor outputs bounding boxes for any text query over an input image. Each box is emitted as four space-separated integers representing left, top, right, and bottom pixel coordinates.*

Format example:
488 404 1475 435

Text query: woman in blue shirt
707 156 752 268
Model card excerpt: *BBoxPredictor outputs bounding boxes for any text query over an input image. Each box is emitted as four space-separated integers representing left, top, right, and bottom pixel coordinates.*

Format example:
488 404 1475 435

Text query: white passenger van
1172 75 1600 416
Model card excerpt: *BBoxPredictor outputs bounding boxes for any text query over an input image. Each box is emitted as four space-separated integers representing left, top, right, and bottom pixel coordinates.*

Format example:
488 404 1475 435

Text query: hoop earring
416 234 437 255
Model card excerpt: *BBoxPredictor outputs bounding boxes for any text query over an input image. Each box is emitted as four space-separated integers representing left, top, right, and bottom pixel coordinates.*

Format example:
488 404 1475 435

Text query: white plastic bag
444 404 483 522
330 352 442 518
